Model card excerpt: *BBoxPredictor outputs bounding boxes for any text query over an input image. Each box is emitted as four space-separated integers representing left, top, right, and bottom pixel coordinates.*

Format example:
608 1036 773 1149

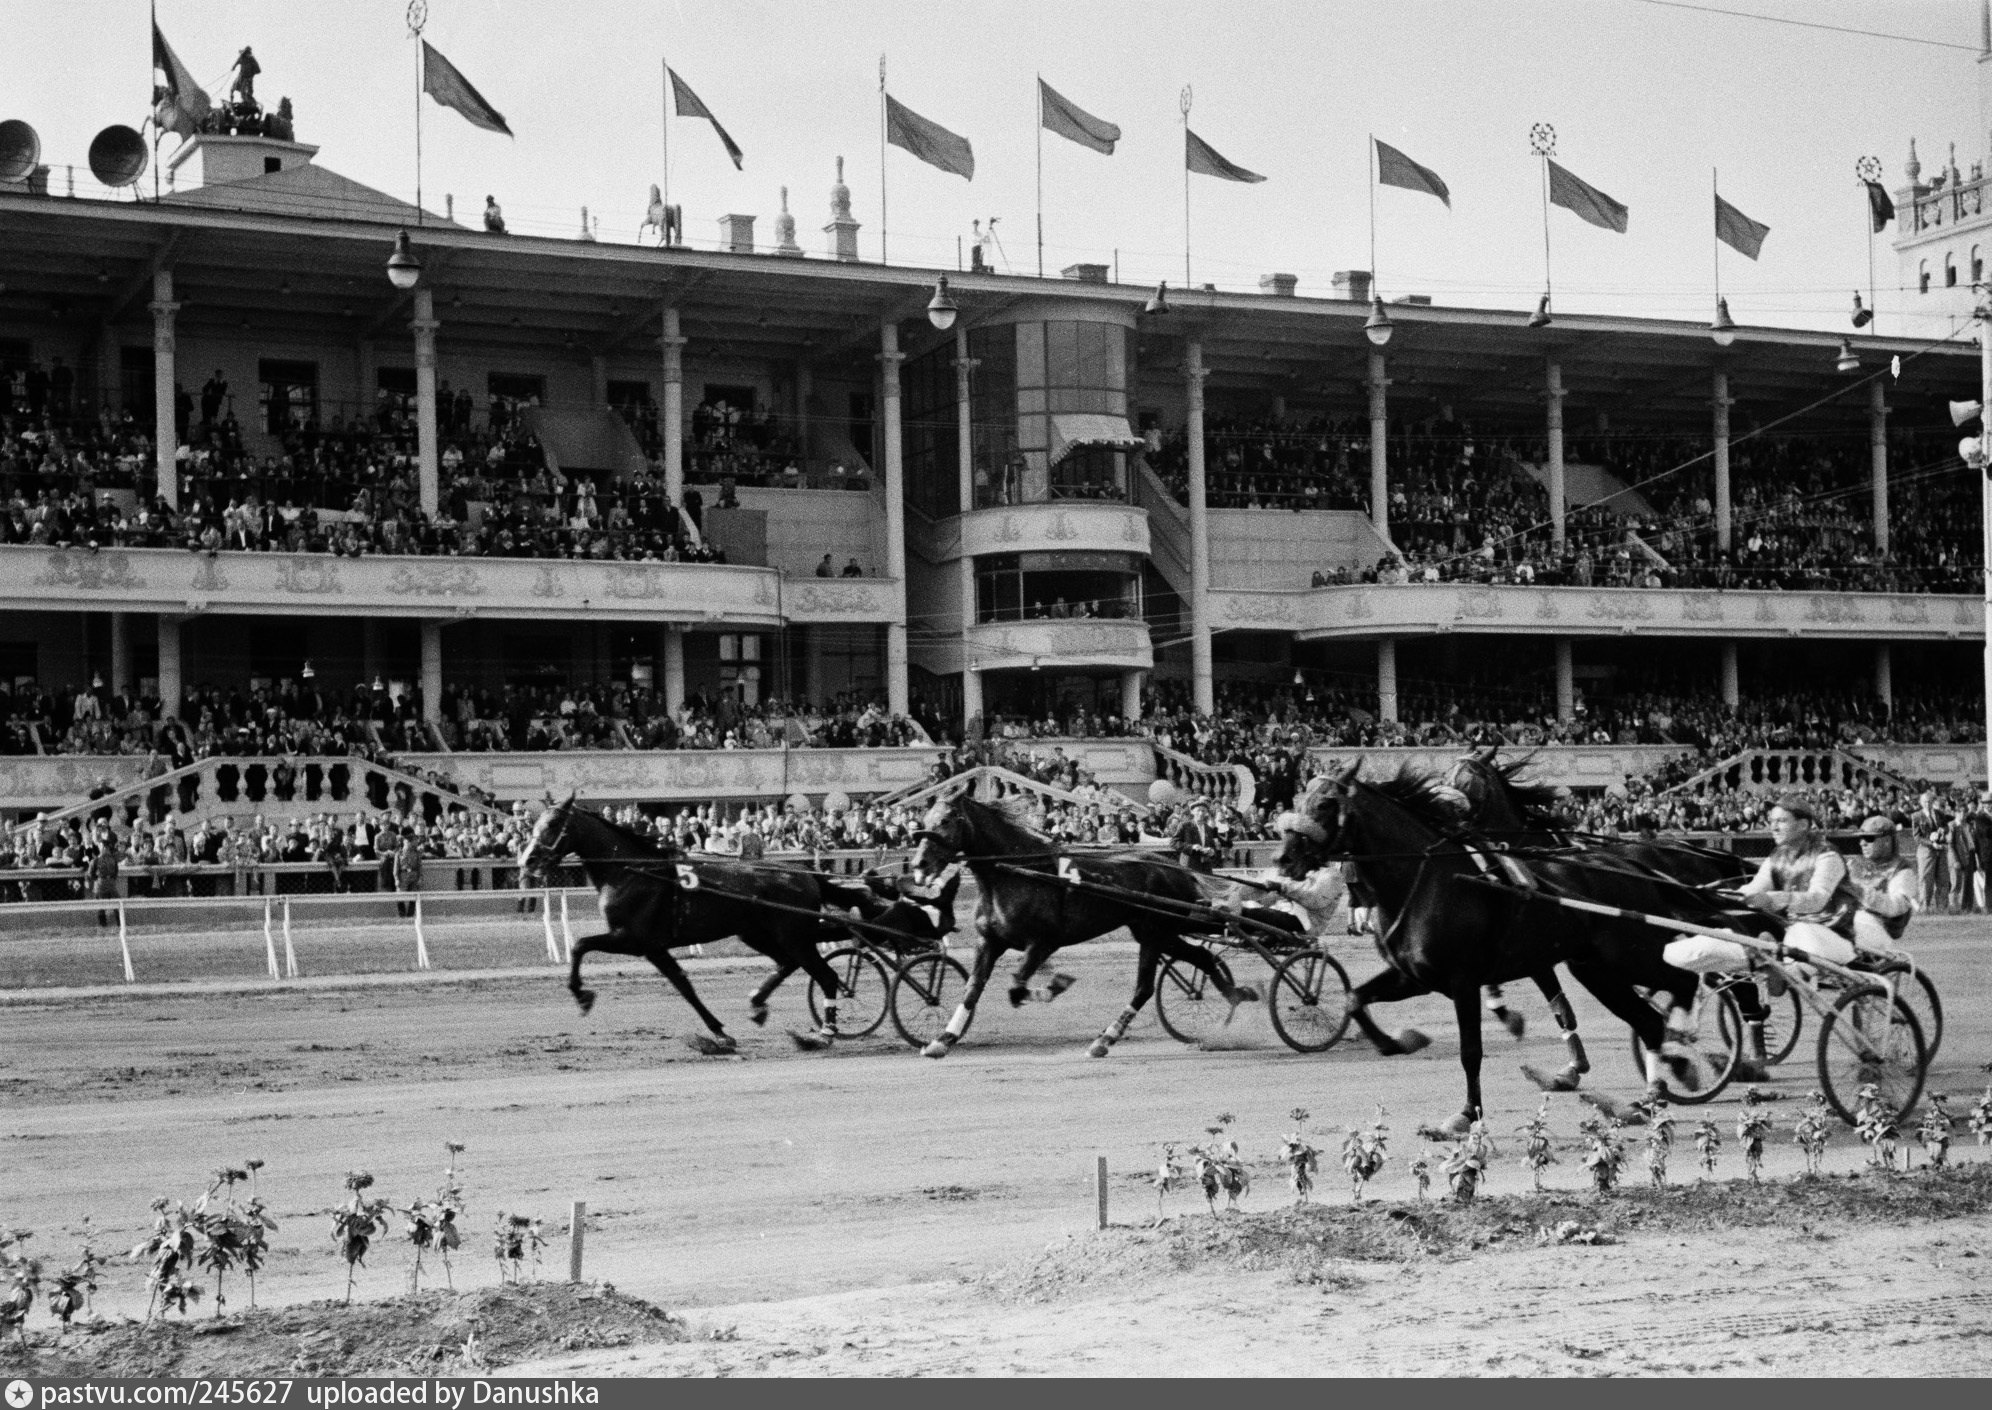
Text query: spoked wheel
1716 981 1804 1065
1627 984 1743 1105
888 951 970 1049
1154 950 1237 1046
1817 988 1927 1126
1267 948 1353 1054
1898 970 1944 1062
806 947 890 1038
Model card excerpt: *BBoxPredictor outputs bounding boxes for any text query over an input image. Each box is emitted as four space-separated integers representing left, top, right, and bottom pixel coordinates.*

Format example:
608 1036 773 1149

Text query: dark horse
1446 746 1755 1090
521 795 857 1053
909 793 1258 1058
1285 762 1765 1130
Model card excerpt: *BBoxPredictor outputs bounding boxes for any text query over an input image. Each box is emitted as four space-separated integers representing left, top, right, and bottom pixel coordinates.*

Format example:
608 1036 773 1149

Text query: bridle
520 800 574 882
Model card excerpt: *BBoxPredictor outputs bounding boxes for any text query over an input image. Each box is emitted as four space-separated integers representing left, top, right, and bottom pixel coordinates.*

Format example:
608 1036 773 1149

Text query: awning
1047 413 1144 467
521 407 651 481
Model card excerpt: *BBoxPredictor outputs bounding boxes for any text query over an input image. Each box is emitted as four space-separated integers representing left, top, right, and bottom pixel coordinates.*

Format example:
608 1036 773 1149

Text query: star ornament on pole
1179 85 1192 119
406 0 428 37
1855 155 1882 184
1530 123 1556 157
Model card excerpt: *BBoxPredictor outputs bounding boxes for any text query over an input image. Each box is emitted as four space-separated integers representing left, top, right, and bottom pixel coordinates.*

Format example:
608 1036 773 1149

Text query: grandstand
1 72 1988 870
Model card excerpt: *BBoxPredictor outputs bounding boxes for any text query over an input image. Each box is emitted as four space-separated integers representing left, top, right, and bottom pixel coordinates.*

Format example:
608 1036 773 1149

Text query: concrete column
880 320 909 717
1186 340 1214 715
419 622 443 726
1554 638 1574 722
1874 642 1894 711
1376 638 1398 724
661 305 686 507
157 615 182 720
591 354 609 410
412 288 440 517
97 324 120 415
955 327 980 733
662 627 686 715
149 268 179 509
1367 351 1390 539
1545 360 1566 548
795 361 812 461
362 619 382 686
1712 369 1732 551
1869 379 1890 553
1719 640 1740 708
107 613 132 699
803 626 825 704
1121 669 1144 725
356 339 375 417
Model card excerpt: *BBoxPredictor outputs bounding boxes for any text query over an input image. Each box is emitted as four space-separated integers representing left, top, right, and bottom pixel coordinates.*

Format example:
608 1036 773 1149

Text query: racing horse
1446 746 1754 1090
1285 762 1768 1131
521 794 859 1052
909 793 1259 1058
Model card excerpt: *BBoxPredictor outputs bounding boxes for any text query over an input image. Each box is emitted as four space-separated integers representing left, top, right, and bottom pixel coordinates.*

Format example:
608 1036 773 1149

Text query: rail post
413 893 432 970
282 898 299 978
567 1199 586 1283
542 888 560 963
262 898 279 979
117 900 133 982
1095 1155 1109 1230
560 891 576 961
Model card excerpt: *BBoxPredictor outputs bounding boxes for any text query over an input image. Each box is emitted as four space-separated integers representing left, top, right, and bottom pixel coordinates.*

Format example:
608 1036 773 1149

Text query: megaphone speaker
0 119 40 183
87 125 148 190
1951 399 1982 428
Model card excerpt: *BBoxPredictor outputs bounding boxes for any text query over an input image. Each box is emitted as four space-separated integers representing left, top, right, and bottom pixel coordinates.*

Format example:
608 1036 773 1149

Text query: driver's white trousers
1662 920 1855 975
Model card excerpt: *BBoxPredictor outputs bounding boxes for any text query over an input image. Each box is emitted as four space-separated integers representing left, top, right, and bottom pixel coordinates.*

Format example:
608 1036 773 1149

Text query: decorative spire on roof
1906 137 1921 183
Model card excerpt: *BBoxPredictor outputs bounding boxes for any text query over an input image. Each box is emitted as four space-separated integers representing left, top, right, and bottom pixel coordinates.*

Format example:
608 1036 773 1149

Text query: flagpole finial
1529 123 1556 157
405 0 426 37
1179 86 1192 119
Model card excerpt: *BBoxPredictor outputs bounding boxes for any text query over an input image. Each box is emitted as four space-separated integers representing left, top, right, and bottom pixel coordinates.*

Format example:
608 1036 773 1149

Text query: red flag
422 41 512 138
1714 193 1770 260
1547 158 1627 234
1186 128 1264 184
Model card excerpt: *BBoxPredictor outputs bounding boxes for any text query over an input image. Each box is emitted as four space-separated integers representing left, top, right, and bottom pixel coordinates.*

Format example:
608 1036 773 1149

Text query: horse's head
1277 760 1361 877
1444 745 1499 817
519 791 577 883
911 795 971 875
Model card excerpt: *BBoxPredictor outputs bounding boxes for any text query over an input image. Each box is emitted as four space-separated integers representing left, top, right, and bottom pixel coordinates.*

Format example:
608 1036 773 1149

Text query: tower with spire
1888 0 1992 332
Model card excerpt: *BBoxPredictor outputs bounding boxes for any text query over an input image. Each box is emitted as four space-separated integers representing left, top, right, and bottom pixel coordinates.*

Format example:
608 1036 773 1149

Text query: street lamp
1363 295 1394 347
1527 292 1552 329
1833 337 1860 373
1709 297 1736 348
925 274 958 332
386 230 422 290
1963 283 1992 790
1143 281 1170 316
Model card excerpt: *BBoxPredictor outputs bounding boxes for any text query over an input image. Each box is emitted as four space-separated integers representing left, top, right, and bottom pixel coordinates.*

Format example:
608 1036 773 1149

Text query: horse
1285 761 1769 1131
908 793 1258 1058
639 185 682 246
520 794 857 1053
1446 745 1755 1090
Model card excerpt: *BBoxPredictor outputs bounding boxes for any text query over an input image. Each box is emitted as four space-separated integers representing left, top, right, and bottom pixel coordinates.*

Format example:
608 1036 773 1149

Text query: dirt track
4 918 1991 1375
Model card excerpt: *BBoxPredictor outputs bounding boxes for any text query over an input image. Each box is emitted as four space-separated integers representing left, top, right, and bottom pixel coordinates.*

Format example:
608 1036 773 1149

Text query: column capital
1184 364 1211 384
409 317 441 336
877 349 906 369
952 356 980 374
148 299 181 319
659 334 687 351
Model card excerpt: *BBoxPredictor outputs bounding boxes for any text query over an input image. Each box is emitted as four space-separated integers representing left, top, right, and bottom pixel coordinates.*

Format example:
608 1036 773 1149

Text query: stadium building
0 81 1988 828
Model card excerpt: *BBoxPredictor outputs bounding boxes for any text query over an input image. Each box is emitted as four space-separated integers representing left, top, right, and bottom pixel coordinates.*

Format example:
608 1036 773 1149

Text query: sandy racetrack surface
4 915 1990 1376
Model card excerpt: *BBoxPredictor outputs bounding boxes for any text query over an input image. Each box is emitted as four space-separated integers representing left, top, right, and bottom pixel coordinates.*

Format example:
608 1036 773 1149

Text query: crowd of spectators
439 685 932 753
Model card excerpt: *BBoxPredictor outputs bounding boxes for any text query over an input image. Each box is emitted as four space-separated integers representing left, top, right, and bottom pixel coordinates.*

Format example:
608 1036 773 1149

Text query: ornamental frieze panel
386 562 485 597
1457 590 1503 621
1804 595 1864 626
1220 594 1297 625
33 549 145 591
1584 594 1654 623
1682 594 1723 622
1888 598 1930 625
274 558 342 595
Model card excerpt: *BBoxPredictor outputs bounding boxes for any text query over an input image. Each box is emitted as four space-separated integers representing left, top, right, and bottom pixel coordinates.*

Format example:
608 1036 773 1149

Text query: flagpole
1712 167 1720 304
1036 77 1044 279
1539 154 1551 304
414 38 424 226
1180 86 1193 287
660 57 670 241
150 0 160 203
1368 134 1378 299
879 54 889 265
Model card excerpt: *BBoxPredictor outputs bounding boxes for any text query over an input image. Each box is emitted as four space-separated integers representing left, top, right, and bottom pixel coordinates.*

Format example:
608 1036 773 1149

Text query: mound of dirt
0 1281 690 1378
995 1163 1992 1302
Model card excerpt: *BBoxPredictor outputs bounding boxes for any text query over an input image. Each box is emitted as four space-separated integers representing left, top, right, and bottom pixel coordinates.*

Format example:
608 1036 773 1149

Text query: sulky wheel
1817 988 1926 1126
1154 950 1236 1046
1717 981 1804 1065
1266 948 1353 1054
806 947 890 1038
888 951 970 1050
1627 983 1743 1105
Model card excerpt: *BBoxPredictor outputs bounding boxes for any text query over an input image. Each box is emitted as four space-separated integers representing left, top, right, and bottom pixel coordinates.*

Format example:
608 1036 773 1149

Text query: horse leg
1520 970 1591 1092
1007 939 1074 1007
1348 968 1435 1056
566 932 644 1015
1483 983 1526 1040
1565 959 1691 1104
923 936 1004 1059
1088 943 1160 1059
746 962 798 1027
786 938 858 1046
1437 985 1485 1137
642 947 737 1054
1148 929 1260 1007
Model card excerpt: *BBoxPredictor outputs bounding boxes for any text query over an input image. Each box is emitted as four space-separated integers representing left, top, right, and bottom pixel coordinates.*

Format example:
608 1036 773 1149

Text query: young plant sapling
46 1224 100 1330
1917 1094 1955 1170
1970 1085 1992 1147
1854 1084 1901 1173
1151 1143 1182 1225
128 1198 202 1322
192 1166 274 1316
1736 1088 1774 1183
1580 1116 1625 1196
494 1213 546 1284
1340 1103 1388 1204
1191 1114 1249 1216
0 1229 38 1351
1409 1154 1432 1203
1693 1120 1721 1180
402 1141 468 1292
1792 1091 1831 1178
330 1171 390 1304
1518 1096 1557 1192
1443 1115 1494 1205
1644 1101 1675 1190
1278 1109 1320 1206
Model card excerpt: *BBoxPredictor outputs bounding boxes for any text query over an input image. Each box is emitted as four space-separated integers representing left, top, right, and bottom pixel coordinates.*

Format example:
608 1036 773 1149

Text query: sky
3 0 1987 337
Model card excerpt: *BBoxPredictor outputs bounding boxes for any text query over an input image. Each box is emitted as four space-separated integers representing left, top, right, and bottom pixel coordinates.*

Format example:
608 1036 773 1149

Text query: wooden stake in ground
1095 1156 1108 1229
568 1199 586 1282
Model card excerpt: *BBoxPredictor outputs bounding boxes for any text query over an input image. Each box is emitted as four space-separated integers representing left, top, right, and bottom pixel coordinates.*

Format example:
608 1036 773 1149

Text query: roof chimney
1061 262 1109 283
1332 270 1372 302
1259 273 1298 297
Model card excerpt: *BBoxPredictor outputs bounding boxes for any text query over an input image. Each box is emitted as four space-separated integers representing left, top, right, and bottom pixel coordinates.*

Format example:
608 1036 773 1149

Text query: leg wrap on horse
1088 1004 1139 1058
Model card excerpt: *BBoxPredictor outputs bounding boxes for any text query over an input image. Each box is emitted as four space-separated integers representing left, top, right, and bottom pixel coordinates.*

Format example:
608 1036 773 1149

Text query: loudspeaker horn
1950 398 1982 427
87 125 148 190
0 119 40 183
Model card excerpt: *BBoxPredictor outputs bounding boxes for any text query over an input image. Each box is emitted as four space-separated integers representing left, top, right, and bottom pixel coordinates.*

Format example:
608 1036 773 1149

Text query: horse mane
1365 767 1468 833
955 792 1054 849
1489 755 1564 822
577 803 679 857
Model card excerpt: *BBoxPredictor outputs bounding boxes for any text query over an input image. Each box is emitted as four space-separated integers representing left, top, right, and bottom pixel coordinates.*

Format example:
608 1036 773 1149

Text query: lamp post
1960 283 1992 790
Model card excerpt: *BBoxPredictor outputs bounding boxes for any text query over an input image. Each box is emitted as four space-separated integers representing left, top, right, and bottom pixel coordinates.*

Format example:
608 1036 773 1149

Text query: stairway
1662 746 1919 800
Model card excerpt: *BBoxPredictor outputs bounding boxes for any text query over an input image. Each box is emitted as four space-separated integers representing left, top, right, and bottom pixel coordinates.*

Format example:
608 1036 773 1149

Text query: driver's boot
1732 1019 1772 1085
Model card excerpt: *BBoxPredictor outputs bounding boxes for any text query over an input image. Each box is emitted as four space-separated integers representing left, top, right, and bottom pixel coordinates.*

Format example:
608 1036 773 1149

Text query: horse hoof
1047 973 1077 1000
1521 1063 1582 1093
1580 1091 1628 1123
1394 1027 1432 1055
687 1033 736 1056
1501 1011 1527 1040
1228 984 1260 1007
787 1029 832 1052
1436 1111 1473 1138
1007 987 1029 1009
921 1039 952 1059
748 1004 770 1028
572 990 596 1016
1087 1039 1112 1058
